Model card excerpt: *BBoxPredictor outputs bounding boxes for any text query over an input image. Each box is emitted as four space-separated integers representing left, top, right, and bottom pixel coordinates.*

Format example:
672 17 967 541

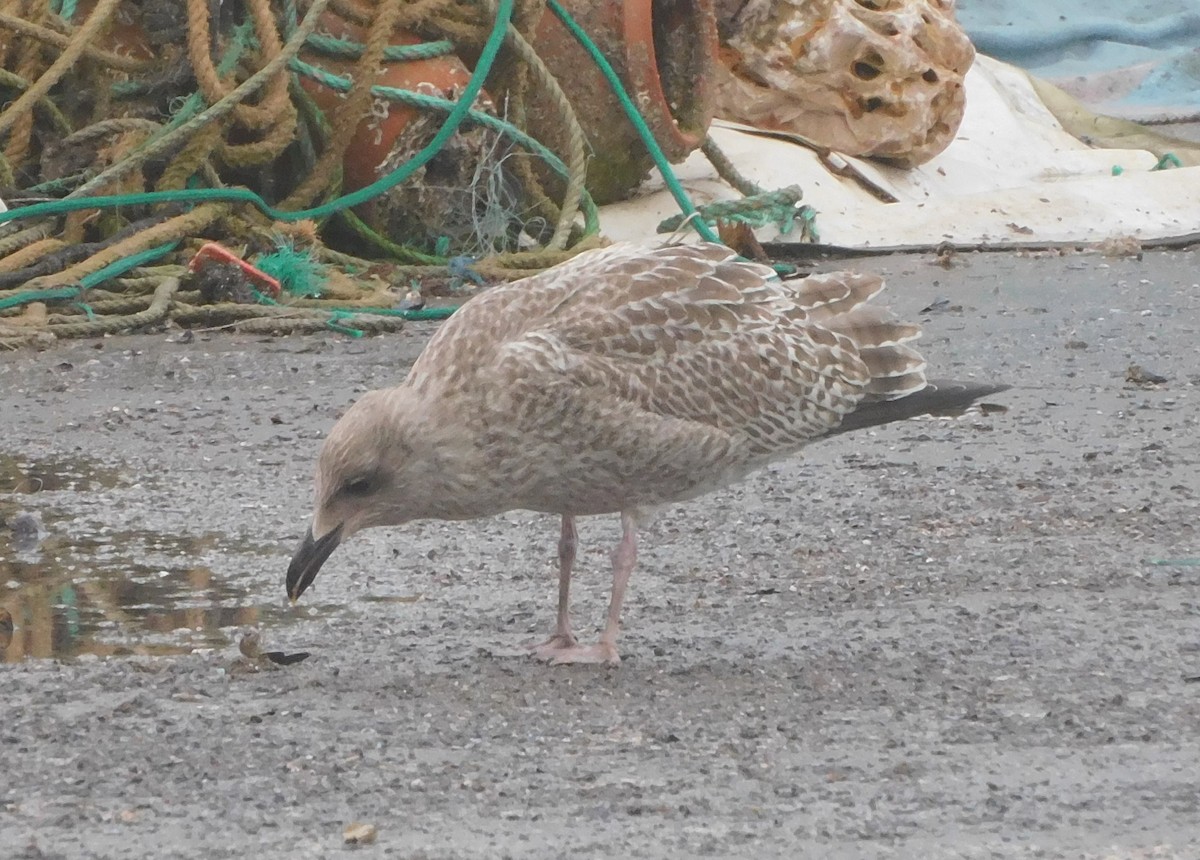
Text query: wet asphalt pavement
2 248 1199 858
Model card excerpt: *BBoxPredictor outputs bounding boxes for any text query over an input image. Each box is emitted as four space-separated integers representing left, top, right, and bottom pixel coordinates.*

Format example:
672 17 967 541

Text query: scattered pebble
343 822 378 845
1126 364 1168 387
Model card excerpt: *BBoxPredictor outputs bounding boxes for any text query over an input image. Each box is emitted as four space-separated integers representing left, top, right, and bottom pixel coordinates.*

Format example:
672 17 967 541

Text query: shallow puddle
1 553 294 661
2 454 295 661
0 453 125 494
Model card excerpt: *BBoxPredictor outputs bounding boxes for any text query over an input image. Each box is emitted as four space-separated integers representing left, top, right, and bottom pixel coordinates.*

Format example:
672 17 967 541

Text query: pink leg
548 511 638 667
529 515 578 659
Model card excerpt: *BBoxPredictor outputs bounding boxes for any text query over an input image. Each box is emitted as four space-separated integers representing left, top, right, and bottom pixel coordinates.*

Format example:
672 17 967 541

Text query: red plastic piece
188 242 281 299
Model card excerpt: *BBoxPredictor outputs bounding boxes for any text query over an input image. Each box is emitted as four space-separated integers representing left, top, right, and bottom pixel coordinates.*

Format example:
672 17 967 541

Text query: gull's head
286 389 415 602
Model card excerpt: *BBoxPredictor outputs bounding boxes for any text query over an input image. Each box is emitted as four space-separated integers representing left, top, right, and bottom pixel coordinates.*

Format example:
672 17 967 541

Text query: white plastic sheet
598 56 1200 248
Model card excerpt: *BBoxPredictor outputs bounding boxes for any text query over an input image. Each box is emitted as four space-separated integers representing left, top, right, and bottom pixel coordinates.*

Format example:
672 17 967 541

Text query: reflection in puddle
0 453 125 494
1 555 291 661
2 453 292 661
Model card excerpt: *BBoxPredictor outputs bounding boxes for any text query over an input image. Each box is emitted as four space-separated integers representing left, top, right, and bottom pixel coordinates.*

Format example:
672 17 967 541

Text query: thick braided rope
3 12 47 166
218 111 299 167
0 9 149 72
0 0 121 139
241 0 295 127
187 0 280 131
0 221 55 258
18 203 229 292
330 0 458 30
157 123 224 191
44 276 179 338
0 237 66 273
67 0 331 201
170 303 407 335
61 117 164 147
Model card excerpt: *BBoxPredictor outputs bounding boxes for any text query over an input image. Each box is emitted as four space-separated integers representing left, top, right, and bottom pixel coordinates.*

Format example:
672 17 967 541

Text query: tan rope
0 66 72 135
217 107 297 167
330 0 459 29
0 9 151 72
47 294 153 319
474 232 605 277
0 0 31 69
0 236 66 272
0 0 121 139
20 203 229 292
186 0 286 132
69 0 332 200
61 118 164 146
45 277 179 338
0 220 55 258
3 16 45 167
156 123 223 191
241 0 295 126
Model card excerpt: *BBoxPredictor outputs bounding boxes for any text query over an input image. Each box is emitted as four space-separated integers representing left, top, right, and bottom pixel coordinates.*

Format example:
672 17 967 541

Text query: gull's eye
341 475 376 497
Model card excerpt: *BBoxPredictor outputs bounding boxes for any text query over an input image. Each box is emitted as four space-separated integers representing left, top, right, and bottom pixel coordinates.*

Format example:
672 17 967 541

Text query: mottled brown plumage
287 242 1004 664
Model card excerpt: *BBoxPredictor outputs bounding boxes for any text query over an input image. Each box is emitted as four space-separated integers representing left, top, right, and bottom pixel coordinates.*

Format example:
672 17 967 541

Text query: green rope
325 310 365 338
0 0 558 242
394 306 455 321
331 304 456 321
25 172 90 195
292 0 513 219
0 287 78 311
3 73 599 252
79 242 179 289
545 0 718 244
288 57 600 235
338 209 446 265
0 242 178 312
304 34 455 62
657 186 808 235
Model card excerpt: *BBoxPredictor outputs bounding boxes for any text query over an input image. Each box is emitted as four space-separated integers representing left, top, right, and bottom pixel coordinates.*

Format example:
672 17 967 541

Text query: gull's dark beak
286 523 343 602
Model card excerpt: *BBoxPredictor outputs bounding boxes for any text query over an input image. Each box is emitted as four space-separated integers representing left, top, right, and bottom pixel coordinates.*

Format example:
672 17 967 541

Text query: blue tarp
957 1 1200 119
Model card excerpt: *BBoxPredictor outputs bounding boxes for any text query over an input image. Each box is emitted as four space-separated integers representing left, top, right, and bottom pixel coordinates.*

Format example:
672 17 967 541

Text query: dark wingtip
834 379 1011 435
922 378 1012 403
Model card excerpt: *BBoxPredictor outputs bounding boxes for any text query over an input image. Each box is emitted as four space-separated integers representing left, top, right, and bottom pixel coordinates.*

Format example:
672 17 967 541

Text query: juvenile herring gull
287 242 1005 665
